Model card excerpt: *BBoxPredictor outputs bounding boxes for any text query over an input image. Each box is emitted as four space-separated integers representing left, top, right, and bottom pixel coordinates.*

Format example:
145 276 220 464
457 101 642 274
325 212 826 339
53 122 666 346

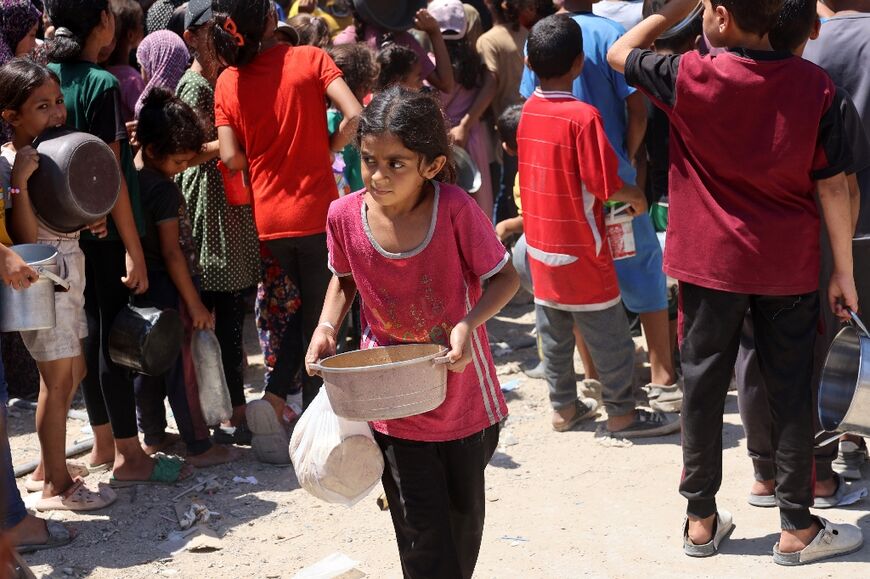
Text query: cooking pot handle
847 308 870 337
815 430 842 449
35 266 70 291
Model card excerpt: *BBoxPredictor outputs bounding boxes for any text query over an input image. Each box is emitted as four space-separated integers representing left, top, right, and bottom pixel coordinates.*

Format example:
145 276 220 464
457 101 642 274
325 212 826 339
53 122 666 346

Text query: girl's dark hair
287 13 330 48
45 0 110 63
137 86 205 158
446 38 483 91
108 0 144 64
327 43 377 97
211 0 271 67
357 86 455 184
490 0 522 30
0 58 60 113
375 43 417 91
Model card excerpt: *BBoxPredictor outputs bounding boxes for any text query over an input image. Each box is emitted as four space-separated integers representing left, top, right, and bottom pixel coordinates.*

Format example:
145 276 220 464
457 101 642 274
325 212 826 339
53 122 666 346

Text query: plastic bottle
192 329 232 426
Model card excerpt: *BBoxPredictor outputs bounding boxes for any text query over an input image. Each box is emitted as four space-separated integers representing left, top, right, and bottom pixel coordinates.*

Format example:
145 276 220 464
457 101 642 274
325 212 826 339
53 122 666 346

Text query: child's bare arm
609 184 648 216
306 275 358 374
625 92 648 162
326 78 363 152
415 9 456 93
218 126 247 173
495 216 524 242
109 141 149 294
818 172 858 319
848 172 860 234
0 243 38 289
186 140 220 169
438 262 520 372
156 219 214 330
607 0 699 73
451 70 497 148
7 146 40 243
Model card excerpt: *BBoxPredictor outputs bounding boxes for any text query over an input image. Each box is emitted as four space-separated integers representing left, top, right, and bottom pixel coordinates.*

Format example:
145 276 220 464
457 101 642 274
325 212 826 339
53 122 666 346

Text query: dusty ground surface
8 299 870 578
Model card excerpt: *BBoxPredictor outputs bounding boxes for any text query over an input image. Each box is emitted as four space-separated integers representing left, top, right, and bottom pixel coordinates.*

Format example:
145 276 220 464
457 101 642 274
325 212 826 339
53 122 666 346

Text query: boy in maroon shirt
608 0 863 565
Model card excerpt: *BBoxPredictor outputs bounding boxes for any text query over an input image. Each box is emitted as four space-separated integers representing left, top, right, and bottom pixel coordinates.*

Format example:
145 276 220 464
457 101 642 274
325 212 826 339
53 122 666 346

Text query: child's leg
535 304 579 410
570 305 636 421
572 326 599 381
134 372 170 452
750 292 819 532
374 424 500 579
734 314 777 494
34 358 76 497
678 283 747 542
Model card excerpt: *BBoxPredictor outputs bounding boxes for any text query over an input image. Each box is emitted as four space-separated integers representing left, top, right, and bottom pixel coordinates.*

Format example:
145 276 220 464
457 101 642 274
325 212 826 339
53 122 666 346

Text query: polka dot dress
176 70 260 293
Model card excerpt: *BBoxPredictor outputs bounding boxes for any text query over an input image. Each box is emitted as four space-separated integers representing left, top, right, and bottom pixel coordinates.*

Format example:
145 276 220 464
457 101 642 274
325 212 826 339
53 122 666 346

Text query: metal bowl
452 145 482 194
643 0 704 40
353 0 427 32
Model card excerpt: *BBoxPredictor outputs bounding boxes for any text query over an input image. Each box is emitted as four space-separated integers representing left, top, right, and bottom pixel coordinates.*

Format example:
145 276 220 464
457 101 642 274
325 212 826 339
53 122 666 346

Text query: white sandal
773 517 863 566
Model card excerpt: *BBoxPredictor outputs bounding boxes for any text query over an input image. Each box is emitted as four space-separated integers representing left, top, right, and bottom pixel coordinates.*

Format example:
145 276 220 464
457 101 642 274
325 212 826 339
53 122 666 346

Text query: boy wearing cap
608 0 863 564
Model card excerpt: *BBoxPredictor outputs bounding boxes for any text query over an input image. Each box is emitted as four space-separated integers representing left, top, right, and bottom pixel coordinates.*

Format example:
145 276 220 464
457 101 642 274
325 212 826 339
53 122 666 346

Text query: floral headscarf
0 0 41 66
134 29 190 117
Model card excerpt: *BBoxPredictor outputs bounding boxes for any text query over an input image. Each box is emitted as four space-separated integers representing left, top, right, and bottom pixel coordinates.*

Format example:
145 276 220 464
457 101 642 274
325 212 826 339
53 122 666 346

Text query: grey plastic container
192 329 232 426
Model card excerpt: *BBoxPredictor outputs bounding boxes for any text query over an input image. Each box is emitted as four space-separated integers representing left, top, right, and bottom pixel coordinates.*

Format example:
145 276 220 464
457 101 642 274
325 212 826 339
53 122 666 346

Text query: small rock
62 567 74 576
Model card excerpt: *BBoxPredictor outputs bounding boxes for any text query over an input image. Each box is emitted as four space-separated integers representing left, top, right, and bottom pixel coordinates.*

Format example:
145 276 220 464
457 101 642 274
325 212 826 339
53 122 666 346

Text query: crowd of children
0 0 867 574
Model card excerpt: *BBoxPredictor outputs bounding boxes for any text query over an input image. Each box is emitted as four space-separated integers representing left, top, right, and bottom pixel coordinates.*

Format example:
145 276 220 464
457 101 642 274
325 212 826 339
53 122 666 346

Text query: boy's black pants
679 282 817 531
374 423 500 579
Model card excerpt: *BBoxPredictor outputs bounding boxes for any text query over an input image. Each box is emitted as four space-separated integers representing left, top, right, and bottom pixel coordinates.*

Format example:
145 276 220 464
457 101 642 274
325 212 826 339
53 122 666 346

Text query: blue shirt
520 12 637 185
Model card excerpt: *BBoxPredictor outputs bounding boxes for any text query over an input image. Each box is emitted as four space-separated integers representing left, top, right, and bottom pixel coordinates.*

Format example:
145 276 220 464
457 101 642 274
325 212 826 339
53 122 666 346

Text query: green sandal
109 455 189 488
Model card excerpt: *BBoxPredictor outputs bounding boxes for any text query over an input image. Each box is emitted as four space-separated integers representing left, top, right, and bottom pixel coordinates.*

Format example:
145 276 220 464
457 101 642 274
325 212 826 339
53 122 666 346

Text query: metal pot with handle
353 0 427 32
643 0 704 40
108 301 184 376
28 127 121 233
818 309 870 441
0 244 70 332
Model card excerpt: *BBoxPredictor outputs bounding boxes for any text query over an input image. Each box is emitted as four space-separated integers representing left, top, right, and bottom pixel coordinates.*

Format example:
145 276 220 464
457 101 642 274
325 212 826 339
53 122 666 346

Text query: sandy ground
8 299 870 578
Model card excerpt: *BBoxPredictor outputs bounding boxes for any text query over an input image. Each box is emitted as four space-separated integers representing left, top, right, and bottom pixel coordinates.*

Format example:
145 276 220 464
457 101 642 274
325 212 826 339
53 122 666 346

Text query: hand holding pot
123 252 149 294
189 300 215 331
11 146 39 188
306 323 338 376
829 270 859 321
435 320 472 373
84 217 108 238
0 246 38 290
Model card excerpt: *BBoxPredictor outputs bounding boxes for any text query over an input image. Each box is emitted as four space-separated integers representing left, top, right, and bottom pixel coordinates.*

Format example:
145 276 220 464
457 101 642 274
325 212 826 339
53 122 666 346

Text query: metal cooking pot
643 0 704 40
818 310 870 439
28 127 121 233
452 145 481 195
0 244 70 332
353 0 426 32
108 303 184 376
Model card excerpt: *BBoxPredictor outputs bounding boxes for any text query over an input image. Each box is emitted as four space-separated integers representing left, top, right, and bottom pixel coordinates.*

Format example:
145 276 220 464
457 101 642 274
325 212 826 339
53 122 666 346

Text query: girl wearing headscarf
134 28 188 117
0 0 40 66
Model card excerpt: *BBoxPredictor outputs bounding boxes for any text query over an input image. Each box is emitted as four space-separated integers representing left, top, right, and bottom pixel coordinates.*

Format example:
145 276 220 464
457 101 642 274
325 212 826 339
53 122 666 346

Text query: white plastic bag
290 389 384 506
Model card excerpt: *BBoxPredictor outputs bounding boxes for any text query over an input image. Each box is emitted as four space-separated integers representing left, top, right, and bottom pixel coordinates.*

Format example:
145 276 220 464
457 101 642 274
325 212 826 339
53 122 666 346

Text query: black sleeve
812 88 854 181
88 88 128 145
143 182 181 225
838 87 870 177
624 48 681 109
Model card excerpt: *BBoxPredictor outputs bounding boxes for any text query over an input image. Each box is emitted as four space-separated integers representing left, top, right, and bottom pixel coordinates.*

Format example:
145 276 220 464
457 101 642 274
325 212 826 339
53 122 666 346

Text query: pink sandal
34 479 116 512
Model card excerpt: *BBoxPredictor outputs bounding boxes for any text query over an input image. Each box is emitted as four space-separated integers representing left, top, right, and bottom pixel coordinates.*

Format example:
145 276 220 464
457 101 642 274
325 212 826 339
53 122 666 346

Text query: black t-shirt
138 167 199 275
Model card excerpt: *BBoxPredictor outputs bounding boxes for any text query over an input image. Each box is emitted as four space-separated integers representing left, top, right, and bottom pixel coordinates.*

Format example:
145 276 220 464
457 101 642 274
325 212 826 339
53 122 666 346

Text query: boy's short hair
496 104 522 151
769 0 817 52
328 43 378 97
527 14 583 79
711 0 782 37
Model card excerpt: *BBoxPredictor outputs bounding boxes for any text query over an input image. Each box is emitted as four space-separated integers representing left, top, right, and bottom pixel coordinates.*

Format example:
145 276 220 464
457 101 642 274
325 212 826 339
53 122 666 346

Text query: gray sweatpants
536 303 636 417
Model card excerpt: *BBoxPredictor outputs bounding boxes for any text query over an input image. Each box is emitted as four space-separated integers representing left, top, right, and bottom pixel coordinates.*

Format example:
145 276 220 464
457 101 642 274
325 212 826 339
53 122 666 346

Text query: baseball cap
185 0 212 30
427 0 467 40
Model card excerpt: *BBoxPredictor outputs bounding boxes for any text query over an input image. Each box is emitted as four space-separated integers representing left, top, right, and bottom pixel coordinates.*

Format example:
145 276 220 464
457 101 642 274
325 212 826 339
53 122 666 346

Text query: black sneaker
609 409 681 439
212 423 253 446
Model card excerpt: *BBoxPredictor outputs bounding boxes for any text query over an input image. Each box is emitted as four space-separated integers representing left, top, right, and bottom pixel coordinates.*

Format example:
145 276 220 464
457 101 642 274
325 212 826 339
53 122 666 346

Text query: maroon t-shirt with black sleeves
625 48 851 296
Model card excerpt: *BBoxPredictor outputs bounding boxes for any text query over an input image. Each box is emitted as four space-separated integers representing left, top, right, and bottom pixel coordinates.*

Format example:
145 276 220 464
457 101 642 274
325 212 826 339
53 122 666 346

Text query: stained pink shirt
326 183 509 442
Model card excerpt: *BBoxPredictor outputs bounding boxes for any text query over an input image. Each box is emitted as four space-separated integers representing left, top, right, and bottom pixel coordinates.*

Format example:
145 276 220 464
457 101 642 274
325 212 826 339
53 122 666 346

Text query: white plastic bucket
605 210 636 260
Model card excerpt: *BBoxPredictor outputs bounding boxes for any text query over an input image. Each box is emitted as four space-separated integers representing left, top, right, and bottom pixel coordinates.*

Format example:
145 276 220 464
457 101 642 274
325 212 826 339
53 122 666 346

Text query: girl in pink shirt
306 87 519 579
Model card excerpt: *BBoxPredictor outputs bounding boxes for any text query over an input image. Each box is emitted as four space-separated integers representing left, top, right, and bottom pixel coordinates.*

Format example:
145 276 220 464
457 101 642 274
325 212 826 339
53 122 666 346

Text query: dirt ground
9 299 870 578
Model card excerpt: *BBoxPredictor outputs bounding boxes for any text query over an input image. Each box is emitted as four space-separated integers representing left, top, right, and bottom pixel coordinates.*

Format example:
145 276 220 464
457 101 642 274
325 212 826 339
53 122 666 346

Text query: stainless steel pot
108 303 184 376
452 145 481 195
818 310 870 438
643 0 704 40
353 0 426 32
0 244 70 332
28 127 121 233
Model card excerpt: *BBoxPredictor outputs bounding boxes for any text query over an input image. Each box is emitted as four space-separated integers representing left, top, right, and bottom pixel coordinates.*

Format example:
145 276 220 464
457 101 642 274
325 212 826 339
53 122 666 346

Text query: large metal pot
0 244 70 332
108 303 184 376
818 311 870 438
453 146 481 195
28 127 121 233
353 0 426 32
643 0 704 40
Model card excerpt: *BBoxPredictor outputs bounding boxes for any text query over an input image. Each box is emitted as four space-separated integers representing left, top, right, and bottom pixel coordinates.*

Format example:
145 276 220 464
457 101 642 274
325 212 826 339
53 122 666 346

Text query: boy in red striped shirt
518 14 680 438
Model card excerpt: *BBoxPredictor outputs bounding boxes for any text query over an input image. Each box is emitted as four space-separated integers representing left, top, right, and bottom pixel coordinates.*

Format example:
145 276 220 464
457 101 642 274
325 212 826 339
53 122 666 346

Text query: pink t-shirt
326 183 509 442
